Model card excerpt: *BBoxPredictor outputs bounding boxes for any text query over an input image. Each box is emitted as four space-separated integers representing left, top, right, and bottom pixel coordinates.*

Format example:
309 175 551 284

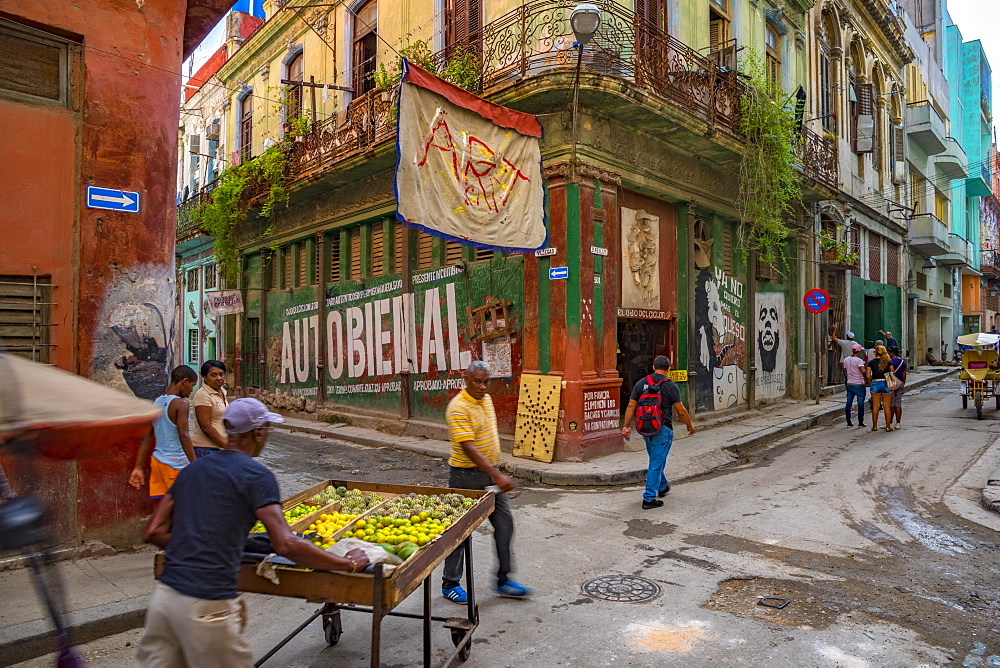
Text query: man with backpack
620 355 696 509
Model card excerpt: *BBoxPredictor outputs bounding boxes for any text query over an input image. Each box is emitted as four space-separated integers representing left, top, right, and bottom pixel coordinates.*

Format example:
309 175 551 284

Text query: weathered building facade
179 0 842 461
0 0 234 546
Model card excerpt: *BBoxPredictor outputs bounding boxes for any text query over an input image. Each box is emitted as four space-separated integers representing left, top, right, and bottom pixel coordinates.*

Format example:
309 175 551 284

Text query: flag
394 61 547 252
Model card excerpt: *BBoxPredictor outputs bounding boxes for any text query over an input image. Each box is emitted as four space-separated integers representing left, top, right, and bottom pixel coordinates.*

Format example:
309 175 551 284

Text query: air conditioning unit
188 134 201 155
205 120 220 141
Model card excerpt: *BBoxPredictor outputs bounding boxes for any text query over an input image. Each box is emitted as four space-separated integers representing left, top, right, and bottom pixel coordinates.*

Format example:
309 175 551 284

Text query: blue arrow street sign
86 185 140 213
549 266 569 280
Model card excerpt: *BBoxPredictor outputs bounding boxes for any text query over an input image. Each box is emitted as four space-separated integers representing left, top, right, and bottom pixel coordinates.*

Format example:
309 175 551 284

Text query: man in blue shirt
136 398 369 667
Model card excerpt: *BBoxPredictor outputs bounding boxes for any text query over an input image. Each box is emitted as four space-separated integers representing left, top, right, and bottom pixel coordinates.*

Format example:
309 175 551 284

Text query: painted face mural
757 304 780 373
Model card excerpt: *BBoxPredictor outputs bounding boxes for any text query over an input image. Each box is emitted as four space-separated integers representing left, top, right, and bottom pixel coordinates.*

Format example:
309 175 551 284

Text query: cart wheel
451 629 472 661
976 394 984 420
323 612 343 646
995 394 999 410
963 395 968 409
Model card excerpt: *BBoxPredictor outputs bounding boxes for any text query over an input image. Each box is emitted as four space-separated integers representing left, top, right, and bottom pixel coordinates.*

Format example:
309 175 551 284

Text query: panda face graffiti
757 305 780 372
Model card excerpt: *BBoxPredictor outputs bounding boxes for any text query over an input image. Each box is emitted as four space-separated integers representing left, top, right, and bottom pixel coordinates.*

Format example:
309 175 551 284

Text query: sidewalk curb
282 370 957 487
0 596 148 665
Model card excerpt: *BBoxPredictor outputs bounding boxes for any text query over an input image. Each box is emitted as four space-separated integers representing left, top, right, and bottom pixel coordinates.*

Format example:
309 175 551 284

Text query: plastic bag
328 537 403 568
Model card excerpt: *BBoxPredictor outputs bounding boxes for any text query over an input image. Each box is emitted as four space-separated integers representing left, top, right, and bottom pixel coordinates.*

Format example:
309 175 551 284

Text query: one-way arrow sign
86 185 140 213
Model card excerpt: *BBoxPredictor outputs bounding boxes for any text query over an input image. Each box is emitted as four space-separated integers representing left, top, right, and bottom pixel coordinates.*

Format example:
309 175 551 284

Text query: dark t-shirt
867 358 890 381
630 373 682 429
890 356 907 382
160 449 281 600
886 337 899 349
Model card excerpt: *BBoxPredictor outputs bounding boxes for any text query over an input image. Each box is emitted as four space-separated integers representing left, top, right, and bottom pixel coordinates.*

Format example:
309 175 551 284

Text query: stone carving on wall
693 218 715 270
621 207 659 309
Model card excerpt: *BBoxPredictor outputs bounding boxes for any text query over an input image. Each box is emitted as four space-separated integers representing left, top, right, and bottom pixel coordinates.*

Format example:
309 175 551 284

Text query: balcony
934 137 969 180
967 162 993 197
274 1 749 188
982 250 1000 274
936 235 972 268
796 127 839 190
906 101 947 155
907 213 951 256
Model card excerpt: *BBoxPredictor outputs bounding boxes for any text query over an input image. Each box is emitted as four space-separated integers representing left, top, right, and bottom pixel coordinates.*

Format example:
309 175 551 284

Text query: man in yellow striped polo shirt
441 361 531 603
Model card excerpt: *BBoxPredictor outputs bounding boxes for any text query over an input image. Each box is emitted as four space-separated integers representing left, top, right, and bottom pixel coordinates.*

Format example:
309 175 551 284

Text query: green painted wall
850 276 902 349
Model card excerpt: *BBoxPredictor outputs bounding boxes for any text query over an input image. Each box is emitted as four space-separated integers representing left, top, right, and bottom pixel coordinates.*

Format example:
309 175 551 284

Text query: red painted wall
0 0 231 546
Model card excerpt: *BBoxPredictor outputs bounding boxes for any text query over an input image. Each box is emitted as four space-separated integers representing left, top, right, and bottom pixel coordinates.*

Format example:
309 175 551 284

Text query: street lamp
569 3 602 176
570 3 602 45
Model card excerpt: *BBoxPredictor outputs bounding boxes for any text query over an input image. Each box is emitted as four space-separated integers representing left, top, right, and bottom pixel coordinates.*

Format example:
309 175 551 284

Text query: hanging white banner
395 61 547 252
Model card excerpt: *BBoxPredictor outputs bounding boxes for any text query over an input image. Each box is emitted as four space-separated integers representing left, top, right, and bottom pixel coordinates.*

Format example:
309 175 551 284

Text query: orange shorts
149 458 183 497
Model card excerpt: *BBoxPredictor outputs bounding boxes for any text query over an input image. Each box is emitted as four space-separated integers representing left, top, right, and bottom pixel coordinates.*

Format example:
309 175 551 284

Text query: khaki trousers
136 582 252 667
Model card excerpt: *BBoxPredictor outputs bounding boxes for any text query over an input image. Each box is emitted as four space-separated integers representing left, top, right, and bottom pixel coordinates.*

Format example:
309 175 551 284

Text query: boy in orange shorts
129 366 198 497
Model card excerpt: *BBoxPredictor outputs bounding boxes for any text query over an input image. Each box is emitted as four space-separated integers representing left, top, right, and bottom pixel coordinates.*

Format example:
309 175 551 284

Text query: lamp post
569 3 601 178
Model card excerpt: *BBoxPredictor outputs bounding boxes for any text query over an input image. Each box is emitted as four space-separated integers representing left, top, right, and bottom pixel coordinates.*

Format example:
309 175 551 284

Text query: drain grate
581 575 661 603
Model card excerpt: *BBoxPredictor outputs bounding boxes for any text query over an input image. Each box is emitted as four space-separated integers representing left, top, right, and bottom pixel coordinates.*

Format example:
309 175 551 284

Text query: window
186 268 199 292
867 232 882 282
285 51 304 123
944 283 952 299
0 274 53 362
445 0 483 48
242 317 261 388
850 227 861 277
352 1 378 95
765 25 781 91
372 224 385 275
475 247 494 262
204 264 217 290
329 232 342 283
188 329 200 367
709 4 730 54
297 243 307 287
916 272 927 290
722 221 733 274
0 19 74 108
819 13 835 133
394 223 405 274
283 246 292 289
851 82 874 154
416 232 434 270
349 228 362 279
445 240 464 265
238 91 253 161
934 189 947 223
886 242 900 286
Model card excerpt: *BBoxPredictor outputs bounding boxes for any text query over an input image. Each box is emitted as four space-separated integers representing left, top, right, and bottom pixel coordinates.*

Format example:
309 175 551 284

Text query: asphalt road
19 376 1000 667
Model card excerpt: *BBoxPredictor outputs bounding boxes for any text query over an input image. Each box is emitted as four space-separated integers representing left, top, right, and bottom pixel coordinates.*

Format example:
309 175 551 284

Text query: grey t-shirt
833 338 855 360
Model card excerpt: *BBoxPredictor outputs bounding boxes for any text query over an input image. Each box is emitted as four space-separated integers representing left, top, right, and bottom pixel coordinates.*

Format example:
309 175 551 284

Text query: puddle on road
879 486 976 555
703 577 842 630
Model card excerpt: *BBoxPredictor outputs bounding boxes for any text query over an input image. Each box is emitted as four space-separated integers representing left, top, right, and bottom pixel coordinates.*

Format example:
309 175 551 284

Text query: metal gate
242 317 261 389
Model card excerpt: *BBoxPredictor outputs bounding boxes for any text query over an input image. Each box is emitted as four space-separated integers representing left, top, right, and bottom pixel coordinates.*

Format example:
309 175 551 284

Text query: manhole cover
581 575 661 603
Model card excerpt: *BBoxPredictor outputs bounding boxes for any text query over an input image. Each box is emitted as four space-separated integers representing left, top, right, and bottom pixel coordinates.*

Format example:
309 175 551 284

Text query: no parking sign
803 288 830 314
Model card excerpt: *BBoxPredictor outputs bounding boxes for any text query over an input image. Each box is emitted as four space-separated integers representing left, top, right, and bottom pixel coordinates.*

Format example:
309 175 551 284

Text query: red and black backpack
635 375 666 436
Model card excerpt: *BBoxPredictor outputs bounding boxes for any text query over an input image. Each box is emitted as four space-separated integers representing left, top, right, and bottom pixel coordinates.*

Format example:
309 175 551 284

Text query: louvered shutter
856 83 875 153
394 224 405 274
891 124 906 184
416 232 433 270
371 224 384 276
445 240 464 265
329 233 342 283
349 228 361 279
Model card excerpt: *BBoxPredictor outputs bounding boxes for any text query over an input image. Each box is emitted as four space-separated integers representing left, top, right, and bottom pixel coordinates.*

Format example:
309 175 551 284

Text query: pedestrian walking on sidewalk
191 360 229 458
621 355 696 510
441 361 531 604
136 398 369 667
888 347 908 428
866 345 896 431
128 365 198 498
843 344 867 427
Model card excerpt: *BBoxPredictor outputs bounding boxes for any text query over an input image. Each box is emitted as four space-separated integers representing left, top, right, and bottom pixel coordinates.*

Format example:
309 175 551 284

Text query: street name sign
86 185 140 213
535 247 557 257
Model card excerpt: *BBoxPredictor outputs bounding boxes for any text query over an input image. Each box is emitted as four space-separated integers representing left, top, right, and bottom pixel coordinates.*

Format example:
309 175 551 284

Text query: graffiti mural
92 263 176 400
755 291 787 400
693 267 747 411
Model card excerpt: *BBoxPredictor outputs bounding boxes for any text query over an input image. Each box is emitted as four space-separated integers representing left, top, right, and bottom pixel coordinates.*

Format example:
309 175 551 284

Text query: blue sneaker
442 586 468 604
494 581 532 599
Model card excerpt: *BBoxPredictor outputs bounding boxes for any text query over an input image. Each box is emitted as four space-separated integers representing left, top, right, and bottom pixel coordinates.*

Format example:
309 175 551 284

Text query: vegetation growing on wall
373 40 483 111
195 111 310 283
736 53 802 269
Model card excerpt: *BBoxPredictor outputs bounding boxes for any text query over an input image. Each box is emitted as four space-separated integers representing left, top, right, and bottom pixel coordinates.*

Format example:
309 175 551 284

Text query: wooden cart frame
159 479 494 667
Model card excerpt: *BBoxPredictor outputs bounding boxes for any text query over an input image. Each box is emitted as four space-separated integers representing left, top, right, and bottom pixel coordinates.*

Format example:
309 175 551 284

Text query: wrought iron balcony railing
797 127 838 190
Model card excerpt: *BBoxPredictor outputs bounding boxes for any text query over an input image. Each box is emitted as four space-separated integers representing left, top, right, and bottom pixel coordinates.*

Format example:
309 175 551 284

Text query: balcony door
445 0 481 51
353 1 377 95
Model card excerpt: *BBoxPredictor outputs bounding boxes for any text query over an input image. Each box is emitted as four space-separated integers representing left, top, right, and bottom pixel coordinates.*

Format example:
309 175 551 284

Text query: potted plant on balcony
818 228 858 267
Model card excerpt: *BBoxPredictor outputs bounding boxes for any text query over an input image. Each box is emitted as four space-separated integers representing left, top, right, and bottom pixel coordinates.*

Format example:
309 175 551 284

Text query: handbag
885 365 902 391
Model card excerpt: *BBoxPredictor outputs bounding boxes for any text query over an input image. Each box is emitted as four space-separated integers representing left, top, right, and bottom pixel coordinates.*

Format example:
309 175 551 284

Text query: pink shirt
843 355 866 384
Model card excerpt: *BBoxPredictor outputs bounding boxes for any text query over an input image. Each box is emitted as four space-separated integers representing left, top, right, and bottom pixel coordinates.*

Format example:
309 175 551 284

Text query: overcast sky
946 0 999 138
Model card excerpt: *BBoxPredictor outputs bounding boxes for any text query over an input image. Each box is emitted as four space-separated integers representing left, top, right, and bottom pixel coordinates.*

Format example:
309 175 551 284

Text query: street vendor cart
155 478 493 668
958 332 1000 420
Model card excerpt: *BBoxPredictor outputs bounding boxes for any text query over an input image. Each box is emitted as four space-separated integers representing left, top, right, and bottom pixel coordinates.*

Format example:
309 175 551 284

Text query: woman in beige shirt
191 360 228 458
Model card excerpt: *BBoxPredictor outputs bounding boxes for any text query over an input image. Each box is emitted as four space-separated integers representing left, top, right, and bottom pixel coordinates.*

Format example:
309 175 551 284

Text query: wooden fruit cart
156 479 494 668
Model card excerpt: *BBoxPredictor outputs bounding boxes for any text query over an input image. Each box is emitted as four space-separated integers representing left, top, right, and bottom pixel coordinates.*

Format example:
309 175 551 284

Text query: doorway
616 318 674 415
864 295 883 347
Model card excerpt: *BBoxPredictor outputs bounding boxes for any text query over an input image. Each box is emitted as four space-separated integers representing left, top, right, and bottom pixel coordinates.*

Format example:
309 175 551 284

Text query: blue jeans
845 384 866 423
642 428 674 502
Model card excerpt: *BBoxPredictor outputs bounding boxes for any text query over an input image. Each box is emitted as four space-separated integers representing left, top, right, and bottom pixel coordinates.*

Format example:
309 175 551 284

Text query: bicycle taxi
958 332 1000 419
